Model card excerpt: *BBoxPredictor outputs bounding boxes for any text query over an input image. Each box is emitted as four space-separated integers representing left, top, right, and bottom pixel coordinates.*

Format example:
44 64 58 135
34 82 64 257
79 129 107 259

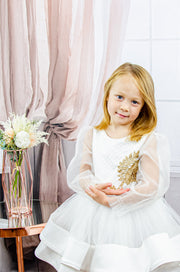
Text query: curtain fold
39 0 130 202
0 0 43 121
0 1 47 261
85 0 131 125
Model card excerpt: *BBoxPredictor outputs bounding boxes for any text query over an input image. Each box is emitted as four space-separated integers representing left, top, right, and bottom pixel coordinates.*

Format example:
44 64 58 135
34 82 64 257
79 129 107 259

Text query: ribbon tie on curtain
40 122 74 203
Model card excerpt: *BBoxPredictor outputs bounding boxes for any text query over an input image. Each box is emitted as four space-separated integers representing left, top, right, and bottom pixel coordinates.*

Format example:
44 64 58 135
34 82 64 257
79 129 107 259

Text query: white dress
35 128 180 272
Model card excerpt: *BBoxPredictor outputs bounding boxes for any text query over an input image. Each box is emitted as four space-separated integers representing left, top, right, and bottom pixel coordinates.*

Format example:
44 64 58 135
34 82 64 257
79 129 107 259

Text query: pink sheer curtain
39 0 130 202
0 0 47 263
0 0 43 121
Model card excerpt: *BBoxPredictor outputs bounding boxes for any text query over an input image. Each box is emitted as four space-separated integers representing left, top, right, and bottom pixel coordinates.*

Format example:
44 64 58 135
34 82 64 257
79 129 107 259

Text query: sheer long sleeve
67 128 170 214
108 133 170 214
67 127 102 195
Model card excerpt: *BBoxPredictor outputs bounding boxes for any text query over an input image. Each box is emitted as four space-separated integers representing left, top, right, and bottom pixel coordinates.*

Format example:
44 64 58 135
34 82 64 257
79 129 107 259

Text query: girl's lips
116 112 128 118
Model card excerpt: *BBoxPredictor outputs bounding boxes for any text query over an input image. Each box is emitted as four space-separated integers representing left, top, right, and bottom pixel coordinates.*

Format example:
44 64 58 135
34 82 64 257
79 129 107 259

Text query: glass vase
2 149 33 216
8 213 34 228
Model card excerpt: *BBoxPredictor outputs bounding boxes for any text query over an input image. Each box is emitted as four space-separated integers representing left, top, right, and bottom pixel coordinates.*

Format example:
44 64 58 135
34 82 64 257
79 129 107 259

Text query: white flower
0 113 48 150
12 114 28 134
15 131 31 149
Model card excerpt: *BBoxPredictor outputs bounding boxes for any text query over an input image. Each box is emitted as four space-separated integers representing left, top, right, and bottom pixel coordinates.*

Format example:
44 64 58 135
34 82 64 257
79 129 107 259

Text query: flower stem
12 150 23 199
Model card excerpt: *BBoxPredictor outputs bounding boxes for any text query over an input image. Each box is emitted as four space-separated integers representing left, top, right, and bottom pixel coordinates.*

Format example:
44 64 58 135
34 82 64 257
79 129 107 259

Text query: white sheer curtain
83 0 131 126
0 0 45 121
0 2 49 263
39 0 131 202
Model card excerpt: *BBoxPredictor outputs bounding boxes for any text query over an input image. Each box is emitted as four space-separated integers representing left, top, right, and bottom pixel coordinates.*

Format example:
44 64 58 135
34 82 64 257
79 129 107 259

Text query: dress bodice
92 129 147 188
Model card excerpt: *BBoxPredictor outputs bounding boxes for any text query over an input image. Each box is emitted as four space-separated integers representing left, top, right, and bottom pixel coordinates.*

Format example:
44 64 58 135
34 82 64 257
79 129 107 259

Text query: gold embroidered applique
111 151 140 189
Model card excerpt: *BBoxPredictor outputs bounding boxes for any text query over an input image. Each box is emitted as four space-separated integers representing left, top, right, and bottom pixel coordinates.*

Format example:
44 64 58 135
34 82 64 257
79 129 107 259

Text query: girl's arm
67 127 128 204
67 127 102 194
107 133 170 215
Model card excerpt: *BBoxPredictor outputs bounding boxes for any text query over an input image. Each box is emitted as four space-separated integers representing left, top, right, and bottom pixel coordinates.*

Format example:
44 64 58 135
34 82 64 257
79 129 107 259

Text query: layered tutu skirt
35 194 180 272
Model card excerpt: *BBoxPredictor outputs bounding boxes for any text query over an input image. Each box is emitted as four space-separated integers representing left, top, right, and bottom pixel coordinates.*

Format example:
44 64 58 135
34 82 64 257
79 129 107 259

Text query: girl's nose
120 102 129 112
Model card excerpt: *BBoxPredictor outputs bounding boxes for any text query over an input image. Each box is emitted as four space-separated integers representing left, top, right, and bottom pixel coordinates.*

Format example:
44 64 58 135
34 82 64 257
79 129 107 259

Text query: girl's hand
95 183 130 195
85 185 110 207
103 188 130 195
85 184 130 206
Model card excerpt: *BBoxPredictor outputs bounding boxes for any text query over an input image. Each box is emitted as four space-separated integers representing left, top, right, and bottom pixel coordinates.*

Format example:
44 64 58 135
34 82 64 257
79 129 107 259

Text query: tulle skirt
35 194 180 272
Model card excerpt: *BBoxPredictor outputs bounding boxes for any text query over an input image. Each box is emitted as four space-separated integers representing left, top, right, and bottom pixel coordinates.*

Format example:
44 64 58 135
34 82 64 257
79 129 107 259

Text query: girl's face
107 74 144 129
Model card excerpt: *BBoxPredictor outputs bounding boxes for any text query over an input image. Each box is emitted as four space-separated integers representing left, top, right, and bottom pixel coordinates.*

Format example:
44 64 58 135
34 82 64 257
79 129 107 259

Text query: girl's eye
117 95 123 100
132 100 138 105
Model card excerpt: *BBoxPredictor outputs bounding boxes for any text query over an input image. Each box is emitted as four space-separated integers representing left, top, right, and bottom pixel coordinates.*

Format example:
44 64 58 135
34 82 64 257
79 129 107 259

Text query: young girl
35 63 180 272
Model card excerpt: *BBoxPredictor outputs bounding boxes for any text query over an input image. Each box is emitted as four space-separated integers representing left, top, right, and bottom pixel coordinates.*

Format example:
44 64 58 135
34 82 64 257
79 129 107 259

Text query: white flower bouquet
0 113 49 215
0 113 48 150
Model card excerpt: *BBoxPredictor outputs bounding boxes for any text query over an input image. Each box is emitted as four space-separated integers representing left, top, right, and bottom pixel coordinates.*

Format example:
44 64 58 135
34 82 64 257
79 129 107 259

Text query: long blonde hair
95 62 157 141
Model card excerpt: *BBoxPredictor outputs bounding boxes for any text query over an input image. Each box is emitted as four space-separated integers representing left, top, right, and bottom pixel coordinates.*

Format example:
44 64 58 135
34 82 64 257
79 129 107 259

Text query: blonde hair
95 62 157 141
